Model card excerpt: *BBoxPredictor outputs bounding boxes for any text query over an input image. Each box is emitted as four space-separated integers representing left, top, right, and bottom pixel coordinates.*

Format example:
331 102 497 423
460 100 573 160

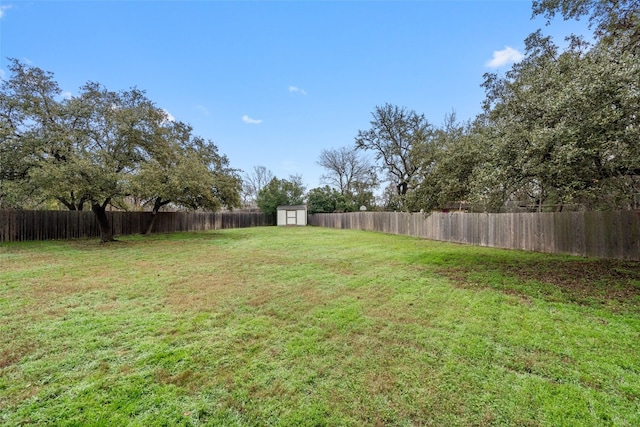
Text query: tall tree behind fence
308 211 640 261
0 211 275 242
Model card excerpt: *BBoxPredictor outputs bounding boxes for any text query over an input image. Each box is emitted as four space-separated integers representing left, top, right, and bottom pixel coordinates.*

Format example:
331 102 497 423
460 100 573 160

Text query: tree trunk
91 200 114 242
143 212 157 235
142 197 171 235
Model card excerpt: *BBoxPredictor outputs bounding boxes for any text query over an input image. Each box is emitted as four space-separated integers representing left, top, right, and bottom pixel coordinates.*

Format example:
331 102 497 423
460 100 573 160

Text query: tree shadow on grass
61 230 251 251
412 248 640 313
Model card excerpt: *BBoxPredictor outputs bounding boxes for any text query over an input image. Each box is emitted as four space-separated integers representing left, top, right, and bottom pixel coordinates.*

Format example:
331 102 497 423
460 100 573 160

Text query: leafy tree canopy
306 186 350 214
478 18 640 210
363 1 640 213
0 59 241 240
532 0 640 48
256 175 306 216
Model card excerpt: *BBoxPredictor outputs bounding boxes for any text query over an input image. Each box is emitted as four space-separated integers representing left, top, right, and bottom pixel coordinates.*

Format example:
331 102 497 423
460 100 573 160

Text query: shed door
286 210 297 225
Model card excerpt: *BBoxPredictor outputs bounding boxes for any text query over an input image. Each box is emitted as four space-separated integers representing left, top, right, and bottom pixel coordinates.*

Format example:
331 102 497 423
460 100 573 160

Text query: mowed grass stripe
1 226 639 426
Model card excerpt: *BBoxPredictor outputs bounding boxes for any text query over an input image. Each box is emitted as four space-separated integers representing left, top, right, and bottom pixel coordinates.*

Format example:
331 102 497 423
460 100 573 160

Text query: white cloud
161 109 175 123
288 85 307 95
242 115 262 125
486 46 525 68
0 5 12 19
61 91 73 100
0 69 5 81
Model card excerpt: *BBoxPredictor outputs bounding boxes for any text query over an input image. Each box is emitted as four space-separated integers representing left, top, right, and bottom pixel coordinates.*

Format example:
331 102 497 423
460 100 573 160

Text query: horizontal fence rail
308 211 640 261
0 210 275 242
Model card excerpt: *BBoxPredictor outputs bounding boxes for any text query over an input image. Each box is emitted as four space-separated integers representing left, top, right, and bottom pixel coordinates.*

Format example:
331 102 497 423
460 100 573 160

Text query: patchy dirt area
438 258 640 311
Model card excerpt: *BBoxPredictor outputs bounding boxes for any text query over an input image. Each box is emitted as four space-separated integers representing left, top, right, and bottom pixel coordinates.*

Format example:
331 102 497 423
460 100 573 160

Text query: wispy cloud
288 85 307 96
61 91 73 100
486 46 525 68
0 5 12 19
242 115 262 125
0 69 5 81
196 105 209 116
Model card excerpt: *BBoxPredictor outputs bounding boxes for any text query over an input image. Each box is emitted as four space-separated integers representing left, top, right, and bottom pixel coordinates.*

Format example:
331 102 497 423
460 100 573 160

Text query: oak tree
480 27 640 210
1 60 242 241
256 175 306 216
306 185 349 214
355 103 435 211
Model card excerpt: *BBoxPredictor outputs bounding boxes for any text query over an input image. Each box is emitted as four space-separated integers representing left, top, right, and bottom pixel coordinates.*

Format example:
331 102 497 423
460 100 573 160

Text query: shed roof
277 205 307 210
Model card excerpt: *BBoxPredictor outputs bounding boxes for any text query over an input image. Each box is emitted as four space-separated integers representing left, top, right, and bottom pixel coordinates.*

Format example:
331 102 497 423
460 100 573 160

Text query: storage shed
277 205 307 226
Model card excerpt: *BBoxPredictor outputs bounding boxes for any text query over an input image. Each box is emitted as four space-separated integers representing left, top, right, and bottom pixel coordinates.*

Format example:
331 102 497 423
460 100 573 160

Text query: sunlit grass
1 227 639 426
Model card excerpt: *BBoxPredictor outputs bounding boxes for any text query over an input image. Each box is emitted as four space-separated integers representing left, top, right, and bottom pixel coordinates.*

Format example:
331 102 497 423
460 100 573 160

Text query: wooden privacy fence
0 210 275 242
308 211 640 261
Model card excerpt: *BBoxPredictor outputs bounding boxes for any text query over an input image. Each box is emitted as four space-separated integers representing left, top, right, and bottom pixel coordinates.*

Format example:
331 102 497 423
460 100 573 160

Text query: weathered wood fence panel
308 211 640 261
0 211 275 242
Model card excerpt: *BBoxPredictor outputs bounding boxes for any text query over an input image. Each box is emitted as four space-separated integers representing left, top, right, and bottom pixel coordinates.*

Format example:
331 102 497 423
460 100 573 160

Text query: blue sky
0 1 589 191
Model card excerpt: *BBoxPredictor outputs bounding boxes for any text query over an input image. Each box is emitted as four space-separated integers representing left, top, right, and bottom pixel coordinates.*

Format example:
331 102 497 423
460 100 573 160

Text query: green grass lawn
1 226 639 426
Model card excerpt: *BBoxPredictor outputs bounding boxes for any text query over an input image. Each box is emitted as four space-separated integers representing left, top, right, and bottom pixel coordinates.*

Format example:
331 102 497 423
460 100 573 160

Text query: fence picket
308 211 640 261
0 211 275 243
